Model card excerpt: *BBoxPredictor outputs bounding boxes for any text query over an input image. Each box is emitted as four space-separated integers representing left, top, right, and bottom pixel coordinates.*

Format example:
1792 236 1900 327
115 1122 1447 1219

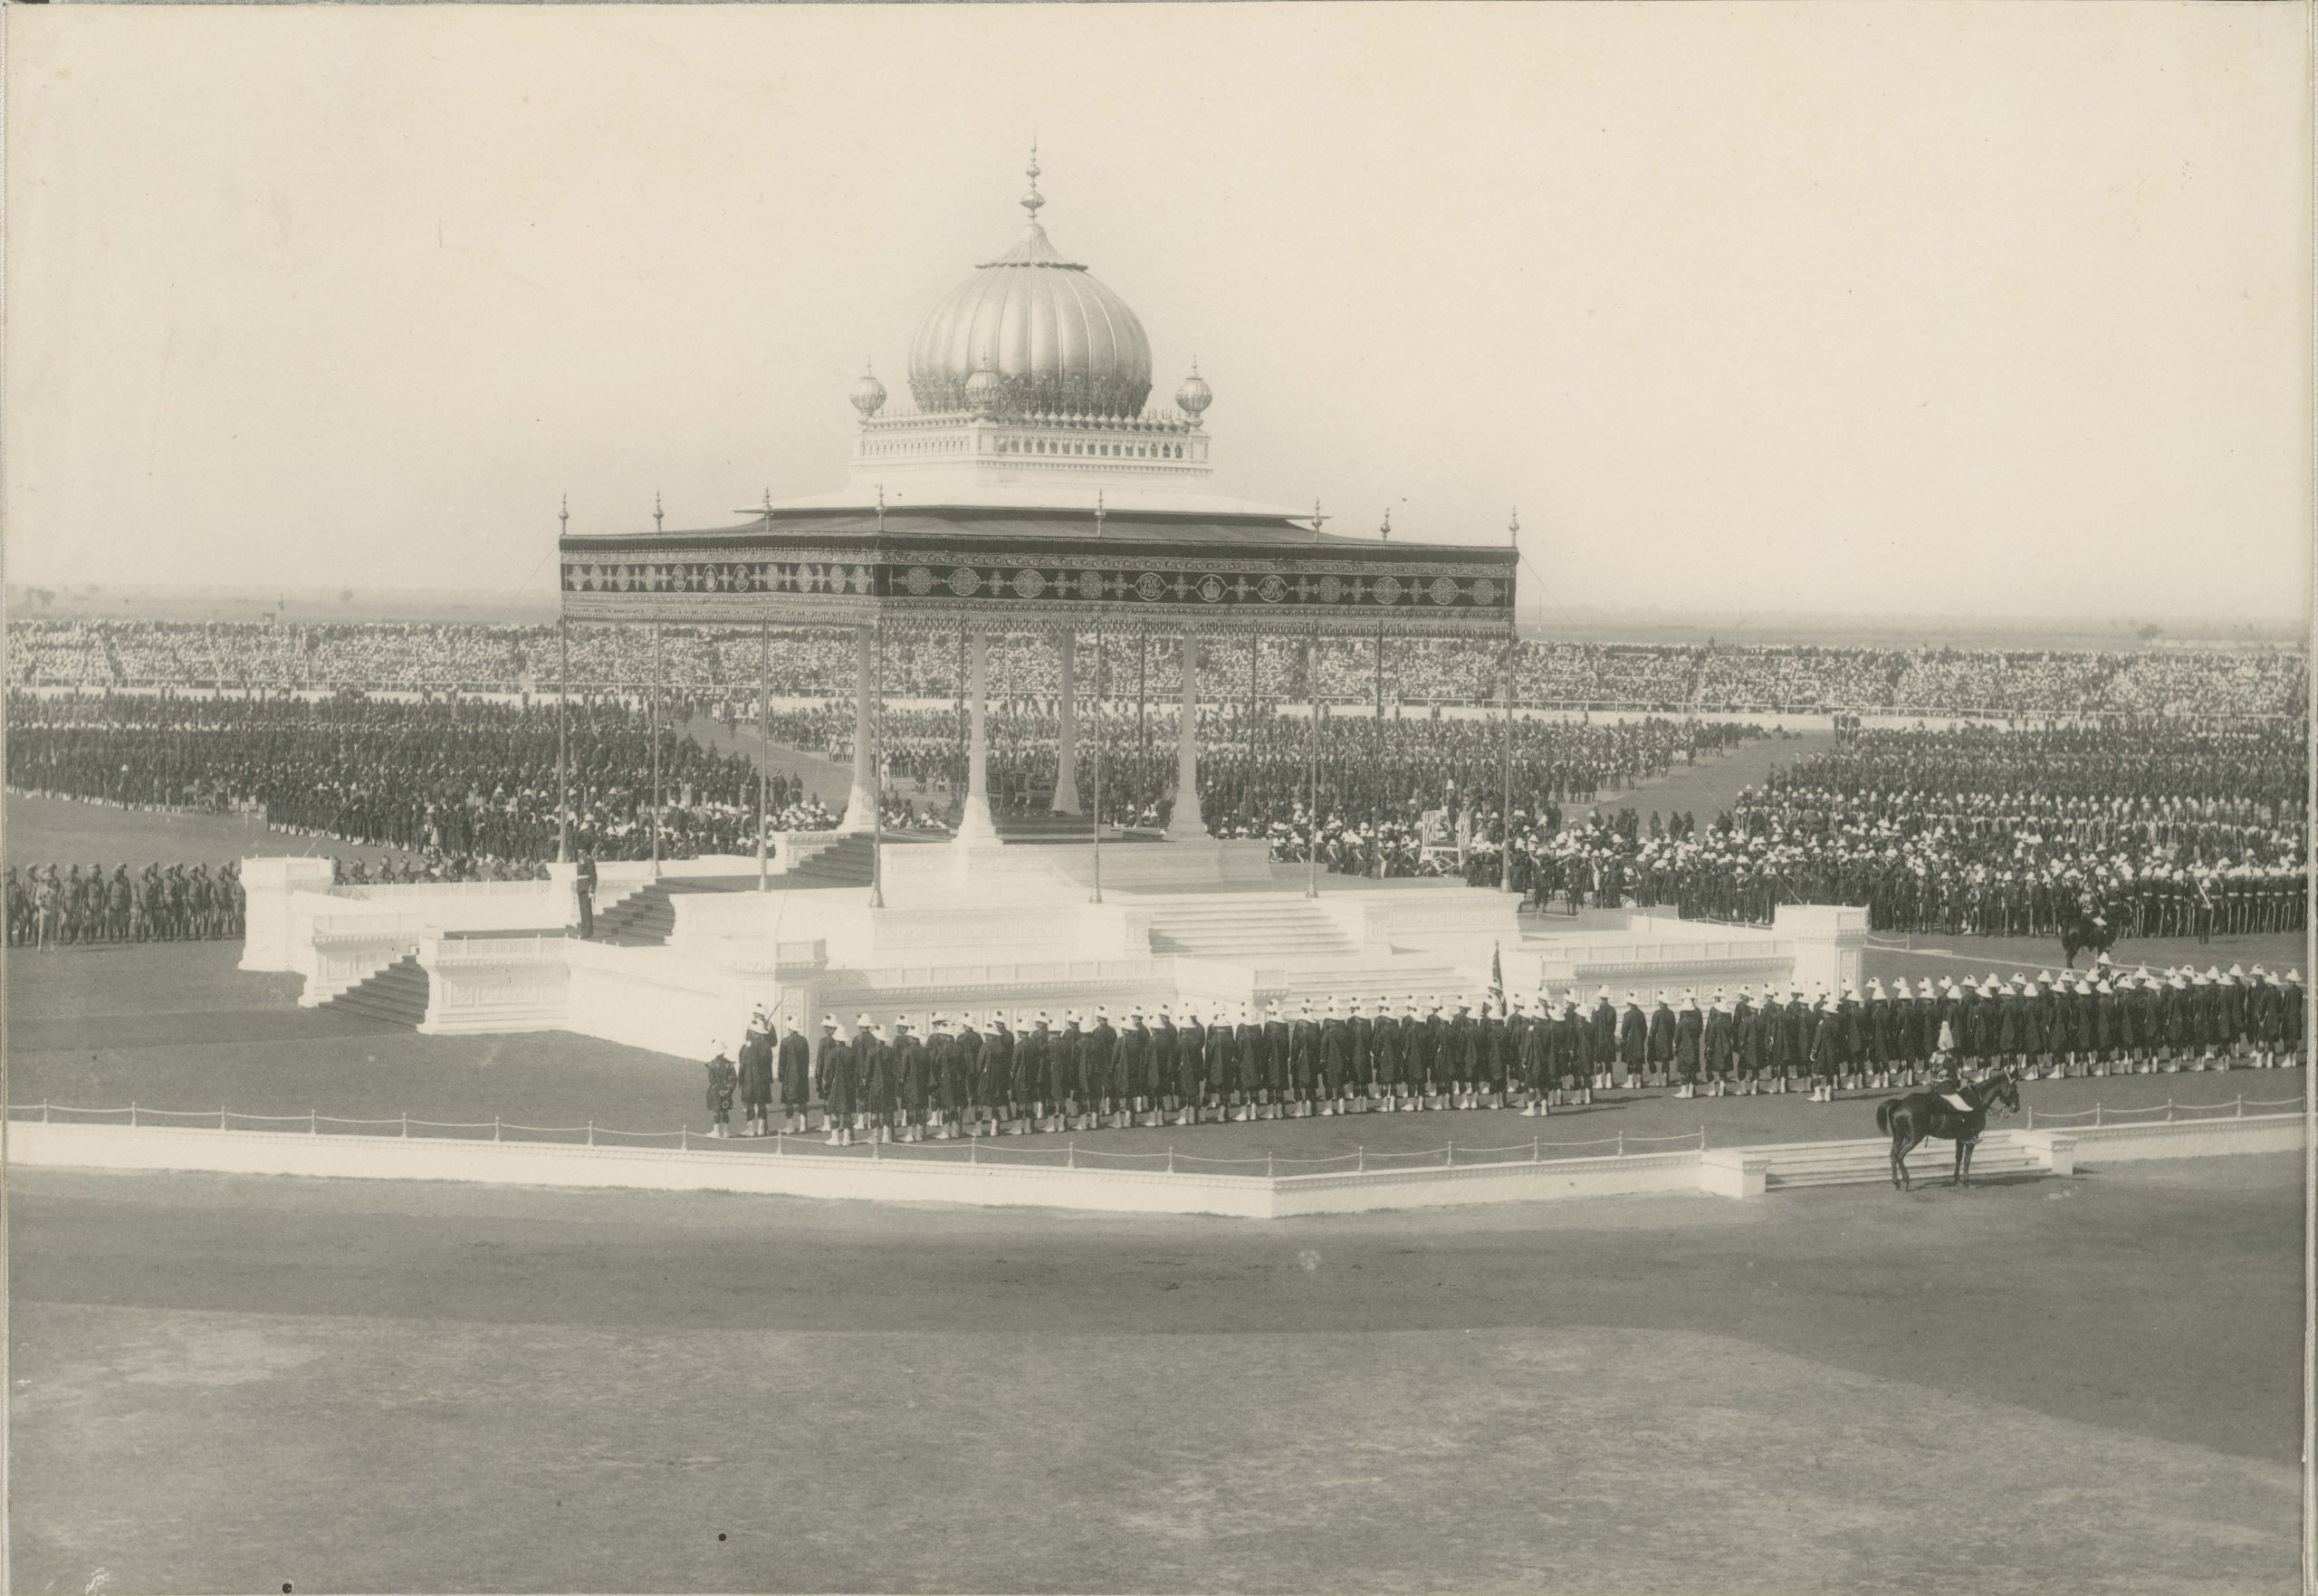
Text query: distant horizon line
5 583 2305 645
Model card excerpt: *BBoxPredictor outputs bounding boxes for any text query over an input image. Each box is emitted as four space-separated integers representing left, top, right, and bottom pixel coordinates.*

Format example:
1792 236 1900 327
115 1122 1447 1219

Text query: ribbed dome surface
908 218 1154 420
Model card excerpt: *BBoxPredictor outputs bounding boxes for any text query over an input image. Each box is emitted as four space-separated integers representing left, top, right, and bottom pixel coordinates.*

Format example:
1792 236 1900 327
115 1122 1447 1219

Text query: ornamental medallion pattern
560 539 1513 636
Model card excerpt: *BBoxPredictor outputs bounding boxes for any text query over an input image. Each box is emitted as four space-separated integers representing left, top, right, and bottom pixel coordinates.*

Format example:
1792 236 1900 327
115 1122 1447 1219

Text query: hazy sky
7 3 2308 624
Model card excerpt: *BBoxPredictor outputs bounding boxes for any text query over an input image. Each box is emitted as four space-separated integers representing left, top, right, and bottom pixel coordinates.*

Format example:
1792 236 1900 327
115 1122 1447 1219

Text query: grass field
9 1152 2302 1594
7 798 2309 1593
5 791 421 872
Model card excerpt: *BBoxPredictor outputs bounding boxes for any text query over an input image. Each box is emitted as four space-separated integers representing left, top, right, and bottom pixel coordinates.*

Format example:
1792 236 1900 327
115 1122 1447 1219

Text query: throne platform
241 836 1863 1064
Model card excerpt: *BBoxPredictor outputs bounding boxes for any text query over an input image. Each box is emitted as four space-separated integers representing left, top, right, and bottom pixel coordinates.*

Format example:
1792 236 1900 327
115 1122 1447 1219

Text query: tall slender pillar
1166 630 1208 839
556 616 570 865
756 617 770 891
1051 629 1081 816
649 623 662 878
842 625 878 835
956 625 998 842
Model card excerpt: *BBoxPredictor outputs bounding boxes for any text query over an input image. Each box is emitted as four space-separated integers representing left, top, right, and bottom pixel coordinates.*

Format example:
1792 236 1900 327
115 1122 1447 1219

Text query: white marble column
841 625 878 835
1051 629 1082 815
955 625 998 842
1166 630 1208 839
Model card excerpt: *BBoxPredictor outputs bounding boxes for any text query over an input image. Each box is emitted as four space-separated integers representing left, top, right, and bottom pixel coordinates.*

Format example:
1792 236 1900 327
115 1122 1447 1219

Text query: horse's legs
1891 1131 1906 1189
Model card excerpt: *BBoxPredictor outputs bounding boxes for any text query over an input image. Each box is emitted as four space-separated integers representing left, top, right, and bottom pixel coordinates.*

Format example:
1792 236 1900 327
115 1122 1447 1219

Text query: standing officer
777 1014 812 1135
1233 1002 1266 1121
1319 1004 1351 1115
1587 987 1618 1094
1177 1005 1208 1125
737 1010 774 1137
864 1016 901 1143
1014 1011 1049 1134
704 1039 738 1139
573 851 598 940
814 1016 855 1144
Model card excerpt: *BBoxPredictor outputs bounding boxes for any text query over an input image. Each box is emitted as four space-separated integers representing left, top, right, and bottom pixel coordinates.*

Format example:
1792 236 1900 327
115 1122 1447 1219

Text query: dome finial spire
1021 139 1045 222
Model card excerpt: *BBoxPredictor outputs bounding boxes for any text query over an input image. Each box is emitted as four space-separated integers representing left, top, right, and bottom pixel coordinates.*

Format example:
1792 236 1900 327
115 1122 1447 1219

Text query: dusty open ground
8 797 2307 1593
9 1153 2302 1595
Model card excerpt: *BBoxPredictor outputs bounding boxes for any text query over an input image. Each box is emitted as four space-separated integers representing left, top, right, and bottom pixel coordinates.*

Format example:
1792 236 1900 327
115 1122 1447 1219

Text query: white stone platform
242 843 1851 1062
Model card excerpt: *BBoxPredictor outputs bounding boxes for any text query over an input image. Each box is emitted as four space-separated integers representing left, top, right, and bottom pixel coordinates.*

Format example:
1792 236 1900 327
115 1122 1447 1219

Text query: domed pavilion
558 148 1518 876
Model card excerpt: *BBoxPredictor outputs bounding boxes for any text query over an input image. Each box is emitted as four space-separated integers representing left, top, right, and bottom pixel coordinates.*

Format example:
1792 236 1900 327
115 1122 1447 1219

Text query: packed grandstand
9 618 2305 717
6 618 2305 932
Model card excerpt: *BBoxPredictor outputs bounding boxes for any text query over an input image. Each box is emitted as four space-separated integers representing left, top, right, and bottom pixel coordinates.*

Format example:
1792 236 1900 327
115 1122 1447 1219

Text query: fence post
1166 1145 1174 1173
2093 1103 2102 1127
2165 1100 2173 1123
1616 1130 1624 1156
1700 1125 1708 1151
2237 1094 2244 1117
2026 1105 2034 1130
41 1102 49 1123
1532 1136 1540 1162
1068 1141 1076 1170
221 1106 228 1131
1357 1145 1365 1172
776 1131 785 1156
872 1132 880 1161
587 1120 595 1147
130 1102 138 1128
493 1115 501 1142
680 1123 687 1150
971 1137 979 1166
401 1113 409 1139
1266 1151 1274 1178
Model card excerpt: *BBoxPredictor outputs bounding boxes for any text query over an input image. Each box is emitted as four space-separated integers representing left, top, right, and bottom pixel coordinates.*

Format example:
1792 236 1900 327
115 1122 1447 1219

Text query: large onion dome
907 149 1154 420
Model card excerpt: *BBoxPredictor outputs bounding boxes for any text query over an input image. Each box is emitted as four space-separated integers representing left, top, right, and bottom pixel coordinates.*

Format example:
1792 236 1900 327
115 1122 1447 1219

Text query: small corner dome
1175 366 1212 424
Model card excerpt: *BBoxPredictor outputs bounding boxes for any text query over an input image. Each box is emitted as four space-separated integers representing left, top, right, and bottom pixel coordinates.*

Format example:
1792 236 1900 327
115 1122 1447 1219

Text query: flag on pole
1489 941 1505 1015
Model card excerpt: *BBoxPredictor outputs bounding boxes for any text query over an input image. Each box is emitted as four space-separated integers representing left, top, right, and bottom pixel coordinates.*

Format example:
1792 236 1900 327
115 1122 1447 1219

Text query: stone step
1766 1146 2045 1188
324 955 430 1027
1152 936 1358 957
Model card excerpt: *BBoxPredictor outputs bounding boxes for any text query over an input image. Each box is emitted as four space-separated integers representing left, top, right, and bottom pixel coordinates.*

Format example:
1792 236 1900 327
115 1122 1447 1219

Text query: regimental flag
1489 942 1505 1015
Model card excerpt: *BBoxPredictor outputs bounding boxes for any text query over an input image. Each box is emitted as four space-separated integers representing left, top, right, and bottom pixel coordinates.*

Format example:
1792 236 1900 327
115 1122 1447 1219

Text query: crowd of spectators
10 620 2304 717
772 701 1751 844
1442 721 2306 939
8 622 2308 947
6 691 844 869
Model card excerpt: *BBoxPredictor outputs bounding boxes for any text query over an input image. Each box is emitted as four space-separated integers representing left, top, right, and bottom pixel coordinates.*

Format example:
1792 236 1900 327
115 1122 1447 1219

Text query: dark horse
1875 1071 2021 1190
2061 913 2117 970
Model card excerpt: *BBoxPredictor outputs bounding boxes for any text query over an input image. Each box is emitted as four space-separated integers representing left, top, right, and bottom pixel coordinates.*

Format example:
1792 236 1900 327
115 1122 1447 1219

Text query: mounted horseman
1875 1068 2021 1190
2060 907 2117 970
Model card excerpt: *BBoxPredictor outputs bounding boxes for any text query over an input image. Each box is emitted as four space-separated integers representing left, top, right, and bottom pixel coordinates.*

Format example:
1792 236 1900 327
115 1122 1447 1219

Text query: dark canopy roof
560 504 1517 638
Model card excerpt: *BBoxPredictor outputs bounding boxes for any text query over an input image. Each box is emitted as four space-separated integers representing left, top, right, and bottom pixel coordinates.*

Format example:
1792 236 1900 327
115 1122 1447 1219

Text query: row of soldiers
702 965 2306 1141
5 862 244 948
